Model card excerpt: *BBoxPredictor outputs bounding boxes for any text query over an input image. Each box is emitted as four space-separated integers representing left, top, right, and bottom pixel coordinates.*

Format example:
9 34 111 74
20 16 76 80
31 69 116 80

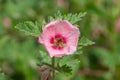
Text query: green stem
52 57 55 80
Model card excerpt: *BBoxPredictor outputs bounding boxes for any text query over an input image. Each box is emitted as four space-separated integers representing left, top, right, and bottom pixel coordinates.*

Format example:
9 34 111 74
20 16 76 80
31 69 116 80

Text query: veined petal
45 46 66 58
38 20 80 58
67 26 80 44
65 26 80 54
38 22 56 44
66 46 77 55
51 20 73 36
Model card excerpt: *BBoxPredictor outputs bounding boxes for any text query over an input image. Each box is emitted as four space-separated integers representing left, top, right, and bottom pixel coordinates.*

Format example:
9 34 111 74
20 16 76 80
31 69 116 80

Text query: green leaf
48 11 86 24
58 64 72 75
15 12 86 37
56 55 80 75
56 56 80 80
38 49 51 65
15 21 42 37
35 45 51 66
63 12 87 24
79 37 95 47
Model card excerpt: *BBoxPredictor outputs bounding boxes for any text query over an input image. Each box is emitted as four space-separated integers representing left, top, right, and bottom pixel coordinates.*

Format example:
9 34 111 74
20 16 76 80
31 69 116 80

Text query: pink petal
45 20 74 36
45 46 66 57
54 20 75 36
38 20 80 58
38 22 56 44
66 26 80 54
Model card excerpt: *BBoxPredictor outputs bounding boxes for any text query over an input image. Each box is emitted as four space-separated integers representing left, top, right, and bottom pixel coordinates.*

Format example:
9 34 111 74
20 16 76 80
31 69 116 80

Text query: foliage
15 21 42 37
0 0 120 80
48 11 87 24
79 37 95 47
14 11 94 78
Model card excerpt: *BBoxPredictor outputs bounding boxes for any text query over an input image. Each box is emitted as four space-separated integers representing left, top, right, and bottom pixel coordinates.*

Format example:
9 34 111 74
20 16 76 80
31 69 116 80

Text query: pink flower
38 20 80 58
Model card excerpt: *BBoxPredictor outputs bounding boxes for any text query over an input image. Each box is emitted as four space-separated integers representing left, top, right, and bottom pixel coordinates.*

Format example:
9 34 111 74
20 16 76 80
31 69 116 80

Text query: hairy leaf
15 21 42 37
58 64 72 75
63 12 87 24
79 37 95 47
56 55 80 75
48 11 86 24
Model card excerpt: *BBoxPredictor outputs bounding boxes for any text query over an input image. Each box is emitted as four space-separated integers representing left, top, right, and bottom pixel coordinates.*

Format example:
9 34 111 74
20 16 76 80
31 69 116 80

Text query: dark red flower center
50 34 67 50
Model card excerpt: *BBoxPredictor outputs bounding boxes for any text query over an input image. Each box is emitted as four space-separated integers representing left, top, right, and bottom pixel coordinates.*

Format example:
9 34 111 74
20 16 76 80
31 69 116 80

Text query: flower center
50 34 67 50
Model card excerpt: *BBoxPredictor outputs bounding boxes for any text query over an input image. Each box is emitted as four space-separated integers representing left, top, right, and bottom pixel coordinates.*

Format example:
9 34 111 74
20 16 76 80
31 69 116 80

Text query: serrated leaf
56 55 80 75
38 50 51 65
63 12 87 24
58 64 72 75
79 37 95 47
15 21 42 37
35 45 51 66
47 11 86 25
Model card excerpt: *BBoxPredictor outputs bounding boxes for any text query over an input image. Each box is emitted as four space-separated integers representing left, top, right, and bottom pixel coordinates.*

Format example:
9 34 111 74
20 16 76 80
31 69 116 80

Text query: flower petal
38 22 56 44
65 26 80 54
54 20 74 36
38 20 80 58
45 46 66 57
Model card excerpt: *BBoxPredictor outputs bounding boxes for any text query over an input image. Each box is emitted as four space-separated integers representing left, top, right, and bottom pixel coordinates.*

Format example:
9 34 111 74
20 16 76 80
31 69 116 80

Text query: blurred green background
0 0 120 80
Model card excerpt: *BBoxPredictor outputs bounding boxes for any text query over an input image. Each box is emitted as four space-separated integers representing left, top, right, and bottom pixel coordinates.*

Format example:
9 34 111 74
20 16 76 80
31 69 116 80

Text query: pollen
50 34 67 50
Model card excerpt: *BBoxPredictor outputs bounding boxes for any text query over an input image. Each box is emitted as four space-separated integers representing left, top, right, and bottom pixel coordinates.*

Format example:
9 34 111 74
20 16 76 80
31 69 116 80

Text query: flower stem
52 57 55 80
